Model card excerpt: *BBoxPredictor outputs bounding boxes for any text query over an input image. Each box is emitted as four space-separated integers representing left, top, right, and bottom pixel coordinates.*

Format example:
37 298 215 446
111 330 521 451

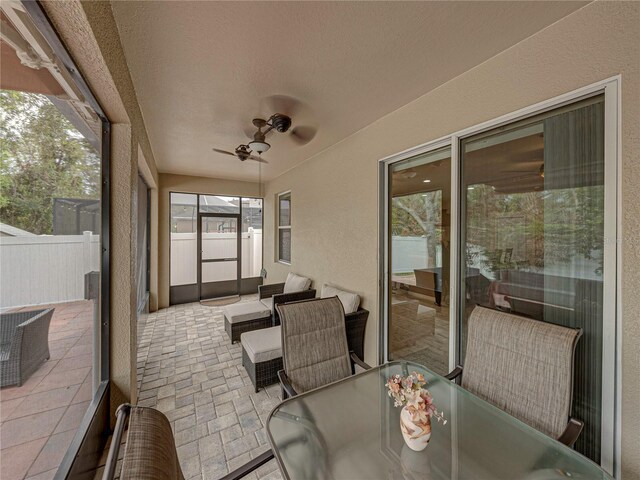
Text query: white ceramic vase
400 406 431 451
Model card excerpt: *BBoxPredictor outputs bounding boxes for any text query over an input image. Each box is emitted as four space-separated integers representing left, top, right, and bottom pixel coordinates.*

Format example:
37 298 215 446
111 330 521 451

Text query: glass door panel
199 215 240 299
388 146 452 375
459 95 605 462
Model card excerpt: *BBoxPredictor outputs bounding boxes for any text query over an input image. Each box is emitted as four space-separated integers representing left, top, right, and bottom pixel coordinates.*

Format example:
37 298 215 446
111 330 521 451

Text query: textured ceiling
111 1 586 182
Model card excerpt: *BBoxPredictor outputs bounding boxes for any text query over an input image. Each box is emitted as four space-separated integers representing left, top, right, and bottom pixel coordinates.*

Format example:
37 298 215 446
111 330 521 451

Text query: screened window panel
199 195 240 213
170 193 197 286
279 194 291 226
279 228 291 263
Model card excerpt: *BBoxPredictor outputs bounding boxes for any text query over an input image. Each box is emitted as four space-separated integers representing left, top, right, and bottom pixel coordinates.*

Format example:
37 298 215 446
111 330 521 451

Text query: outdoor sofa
223 272 315 343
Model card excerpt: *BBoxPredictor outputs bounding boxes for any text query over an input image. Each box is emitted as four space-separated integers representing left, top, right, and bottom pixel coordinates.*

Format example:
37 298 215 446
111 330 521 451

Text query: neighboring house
0 222 36 237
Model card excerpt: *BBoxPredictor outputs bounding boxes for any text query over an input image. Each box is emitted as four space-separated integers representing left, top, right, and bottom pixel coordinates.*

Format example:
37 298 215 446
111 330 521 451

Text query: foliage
464 184 604 274
0 90 99 235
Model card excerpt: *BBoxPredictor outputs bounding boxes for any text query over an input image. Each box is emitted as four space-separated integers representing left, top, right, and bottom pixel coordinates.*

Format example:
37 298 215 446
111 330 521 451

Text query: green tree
392 190 442 267
0 90 99 235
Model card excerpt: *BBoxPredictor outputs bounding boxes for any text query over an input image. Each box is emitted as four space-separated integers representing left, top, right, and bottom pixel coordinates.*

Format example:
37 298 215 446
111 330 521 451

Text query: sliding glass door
382 85 617 470
388 147 451 375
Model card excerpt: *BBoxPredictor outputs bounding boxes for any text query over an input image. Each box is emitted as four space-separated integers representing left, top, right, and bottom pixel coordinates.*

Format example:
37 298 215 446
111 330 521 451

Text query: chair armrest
278 369 298 399
557 417 583 447
219 449 274 480
272 289 317 306
350 351 371 371
259 283 285 299
445 365 463 381
102 403 132 480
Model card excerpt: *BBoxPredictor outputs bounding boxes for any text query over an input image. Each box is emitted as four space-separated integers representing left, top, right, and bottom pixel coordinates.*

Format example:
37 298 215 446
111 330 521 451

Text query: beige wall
262 2 640 476
158 173 261 308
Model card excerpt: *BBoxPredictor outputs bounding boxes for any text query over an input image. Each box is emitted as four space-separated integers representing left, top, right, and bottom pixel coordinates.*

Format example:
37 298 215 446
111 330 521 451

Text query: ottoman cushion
241 326 282 363
224 301 271 324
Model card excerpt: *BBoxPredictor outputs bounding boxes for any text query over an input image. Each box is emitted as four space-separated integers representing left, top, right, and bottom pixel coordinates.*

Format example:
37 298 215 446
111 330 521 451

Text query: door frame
378 76 621 475
197 212 242 300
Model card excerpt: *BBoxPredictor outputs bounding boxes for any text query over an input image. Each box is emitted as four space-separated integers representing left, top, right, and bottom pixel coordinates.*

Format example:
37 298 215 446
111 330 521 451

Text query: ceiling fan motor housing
270 113 292 133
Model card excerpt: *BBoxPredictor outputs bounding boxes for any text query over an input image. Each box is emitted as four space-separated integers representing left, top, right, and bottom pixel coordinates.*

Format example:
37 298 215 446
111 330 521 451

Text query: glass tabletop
266 361 612 480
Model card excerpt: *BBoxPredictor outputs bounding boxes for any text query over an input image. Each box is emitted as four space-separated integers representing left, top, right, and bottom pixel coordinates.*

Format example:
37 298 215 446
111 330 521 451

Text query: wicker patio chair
446 306 584 447
258 281 316 326
1 308 54 387
276 297 370 398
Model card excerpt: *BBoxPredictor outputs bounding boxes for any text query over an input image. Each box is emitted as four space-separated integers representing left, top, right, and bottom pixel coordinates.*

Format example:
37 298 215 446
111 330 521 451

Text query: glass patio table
266 361 612 480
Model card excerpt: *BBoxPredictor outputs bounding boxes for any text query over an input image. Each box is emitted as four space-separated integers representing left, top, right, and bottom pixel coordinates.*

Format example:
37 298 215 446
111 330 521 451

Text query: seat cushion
321 284 360 314
260 297 274 311
223 301 271 324
283 272 311 293
241 326 282 363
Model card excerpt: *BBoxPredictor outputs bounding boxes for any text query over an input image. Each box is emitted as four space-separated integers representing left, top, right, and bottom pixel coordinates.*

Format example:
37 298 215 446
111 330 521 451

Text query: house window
277 191 291 263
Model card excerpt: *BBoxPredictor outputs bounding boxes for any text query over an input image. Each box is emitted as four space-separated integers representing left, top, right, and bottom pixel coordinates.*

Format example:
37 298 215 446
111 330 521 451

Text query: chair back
277 297 351 394
462 306 581 439
118 406 184 480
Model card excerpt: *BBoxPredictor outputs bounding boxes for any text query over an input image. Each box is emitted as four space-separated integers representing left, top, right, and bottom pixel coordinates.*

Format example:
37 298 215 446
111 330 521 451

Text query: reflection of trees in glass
0 91 100 235
465 183 604 275
392 191 442 266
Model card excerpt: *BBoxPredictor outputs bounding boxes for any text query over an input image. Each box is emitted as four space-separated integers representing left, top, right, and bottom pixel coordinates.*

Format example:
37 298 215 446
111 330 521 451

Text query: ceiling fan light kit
248 140 270 154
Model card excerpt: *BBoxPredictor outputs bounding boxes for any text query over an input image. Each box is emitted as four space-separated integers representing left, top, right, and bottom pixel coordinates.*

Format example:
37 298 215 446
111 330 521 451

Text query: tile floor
0 300 95 480
136 296 283 480
389 289 450 375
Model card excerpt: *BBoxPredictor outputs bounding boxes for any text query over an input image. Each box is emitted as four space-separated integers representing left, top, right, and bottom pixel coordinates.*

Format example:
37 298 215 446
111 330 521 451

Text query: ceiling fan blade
212 148 237 157
290 126 317 145
263 95 303 117
248 155 268 164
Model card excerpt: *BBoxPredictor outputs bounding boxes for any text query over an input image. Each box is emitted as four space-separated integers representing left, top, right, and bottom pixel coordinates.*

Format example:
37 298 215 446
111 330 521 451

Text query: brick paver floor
136 296 283 480
0 300 95 480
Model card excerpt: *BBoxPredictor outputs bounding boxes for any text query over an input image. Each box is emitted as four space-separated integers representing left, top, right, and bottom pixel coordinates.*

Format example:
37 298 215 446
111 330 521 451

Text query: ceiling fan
213 102 317 163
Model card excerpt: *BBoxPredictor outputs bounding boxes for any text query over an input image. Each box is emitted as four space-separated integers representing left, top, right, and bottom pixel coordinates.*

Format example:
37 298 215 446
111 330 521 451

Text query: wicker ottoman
241 326 283 392
223 301 272 343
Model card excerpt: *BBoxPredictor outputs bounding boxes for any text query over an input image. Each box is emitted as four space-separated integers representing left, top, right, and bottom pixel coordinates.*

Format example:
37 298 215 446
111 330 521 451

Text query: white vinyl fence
0 231 100 309
391 235 441 274
171 229 262 286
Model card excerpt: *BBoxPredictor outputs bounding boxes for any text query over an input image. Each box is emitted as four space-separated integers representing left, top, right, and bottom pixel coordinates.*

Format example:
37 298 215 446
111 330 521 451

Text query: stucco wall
158 173 261 308
262 2 639 476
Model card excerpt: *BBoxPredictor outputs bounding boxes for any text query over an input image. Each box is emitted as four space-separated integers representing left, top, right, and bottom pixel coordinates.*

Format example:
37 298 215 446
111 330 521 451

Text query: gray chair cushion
279 297 351 394
462 306 581 438
241 326 282 363
223 301 270 324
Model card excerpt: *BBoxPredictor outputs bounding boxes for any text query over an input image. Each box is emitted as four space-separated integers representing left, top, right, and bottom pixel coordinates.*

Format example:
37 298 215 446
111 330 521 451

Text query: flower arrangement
386 372 447 425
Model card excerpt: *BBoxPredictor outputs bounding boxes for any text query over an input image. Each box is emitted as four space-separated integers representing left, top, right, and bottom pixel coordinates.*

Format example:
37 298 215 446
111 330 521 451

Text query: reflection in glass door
199 214 240 299
459 95 605 462
388 147 451 375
